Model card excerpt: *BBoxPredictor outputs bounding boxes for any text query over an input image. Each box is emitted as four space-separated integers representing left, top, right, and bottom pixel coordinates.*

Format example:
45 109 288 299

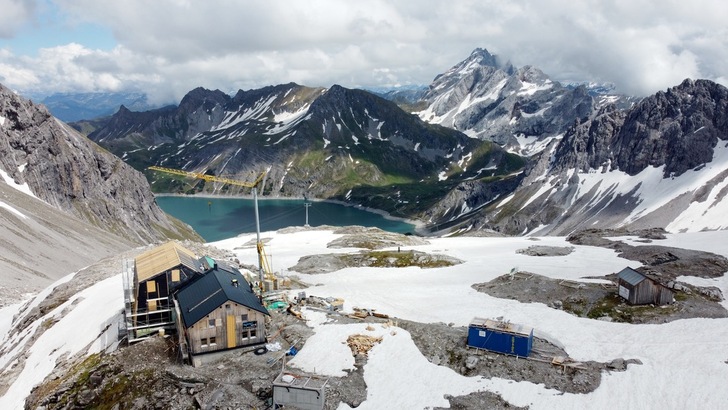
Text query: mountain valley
2 47 728 410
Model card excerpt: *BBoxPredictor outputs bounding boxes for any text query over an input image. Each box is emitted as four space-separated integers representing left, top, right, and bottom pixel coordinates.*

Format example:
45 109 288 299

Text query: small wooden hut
617 267 674 306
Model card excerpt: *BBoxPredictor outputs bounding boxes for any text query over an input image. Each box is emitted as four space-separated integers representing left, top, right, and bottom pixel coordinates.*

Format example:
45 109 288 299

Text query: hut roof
135 241 201 282
176 263 269 327
617 267 647 286
470 317 533 337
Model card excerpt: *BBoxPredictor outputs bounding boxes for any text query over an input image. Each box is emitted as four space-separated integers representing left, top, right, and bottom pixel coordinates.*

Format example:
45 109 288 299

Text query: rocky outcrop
0 83 199 244
464 79 728 235
553 79 728 178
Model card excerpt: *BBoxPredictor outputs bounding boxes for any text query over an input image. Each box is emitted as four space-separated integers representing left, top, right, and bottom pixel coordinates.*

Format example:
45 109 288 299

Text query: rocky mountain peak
551 79 728 178
0 82 198 243
418 49 597 147
433 48 511 83
178 87 230 113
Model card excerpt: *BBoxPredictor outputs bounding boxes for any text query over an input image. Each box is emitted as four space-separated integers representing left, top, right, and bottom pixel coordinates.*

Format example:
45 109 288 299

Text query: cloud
0 0 36 38
1 0 726 102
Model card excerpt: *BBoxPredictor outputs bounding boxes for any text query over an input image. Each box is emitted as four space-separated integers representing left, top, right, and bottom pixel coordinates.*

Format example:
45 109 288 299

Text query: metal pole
304 201 311 227
253 187 264 291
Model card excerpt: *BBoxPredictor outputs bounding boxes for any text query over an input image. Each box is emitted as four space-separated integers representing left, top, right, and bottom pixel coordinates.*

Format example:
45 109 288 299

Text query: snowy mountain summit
417 48 627 155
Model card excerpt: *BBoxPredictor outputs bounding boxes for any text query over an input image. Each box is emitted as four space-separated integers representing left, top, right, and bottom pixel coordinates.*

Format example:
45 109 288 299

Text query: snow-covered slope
448 79 728 236
3 228 727 409
0 179 133 304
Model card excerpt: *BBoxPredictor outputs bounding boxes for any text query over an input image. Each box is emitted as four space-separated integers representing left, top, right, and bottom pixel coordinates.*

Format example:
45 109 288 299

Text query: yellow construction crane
147 166 275 294
147 166 265 188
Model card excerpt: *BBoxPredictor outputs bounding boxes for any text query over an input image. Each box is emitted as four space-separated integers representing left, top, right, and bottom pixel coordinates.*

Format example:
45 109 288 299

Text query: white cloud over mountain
0 0 726 103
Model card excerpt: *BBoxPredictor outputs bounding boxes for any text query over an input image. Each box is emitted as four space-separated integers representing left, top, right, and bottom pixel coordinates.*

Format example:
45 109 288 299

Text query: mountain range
64 48 727 236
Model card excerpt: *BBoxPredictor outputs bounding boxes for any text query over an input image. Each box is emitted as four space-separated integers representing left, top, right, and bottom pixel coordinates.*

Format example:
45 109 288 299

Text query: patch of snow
509 134 563 157
517 80 553 96
438 171 448 181
0 275 122 409
414 142 420 152
266 107 311 135
0 115 6 127
496 193 515 208
519 175 558 211
210 229 728 410
0 168 37 199
458 152 473 170
0 201 28 219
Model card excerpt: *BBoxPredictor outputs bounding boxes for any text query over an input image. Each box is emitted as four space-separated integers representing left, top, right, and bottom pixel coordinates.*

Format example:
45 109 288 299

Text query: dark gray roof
618 267 646 286
176 263 269 327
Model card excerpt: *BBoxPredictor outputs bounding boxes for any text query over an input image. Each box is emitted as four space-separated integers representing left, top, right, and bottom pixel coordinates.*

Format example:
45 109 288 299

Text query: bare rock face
459 79 728 236
0 83 199 243
554 79 728 178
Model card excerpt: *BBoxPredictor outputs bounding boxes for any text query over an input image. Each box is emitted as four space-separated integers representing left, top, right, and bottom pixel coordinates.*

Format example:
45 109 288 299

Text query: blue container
467 318 534 357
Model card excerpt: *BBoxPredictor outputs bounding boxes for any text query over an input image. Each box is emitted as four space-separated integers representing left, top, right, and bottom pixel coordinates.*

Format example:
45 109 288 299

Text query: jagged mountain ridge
73 49 728 237
416 48 635 153
87 83 523 220
0 84 199 244
451 79 728 235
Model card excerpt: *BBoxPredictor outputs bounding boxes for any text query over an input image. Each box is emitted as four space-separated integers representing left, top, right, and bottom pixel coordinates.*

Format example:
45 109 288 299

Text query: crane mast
147 166 270 295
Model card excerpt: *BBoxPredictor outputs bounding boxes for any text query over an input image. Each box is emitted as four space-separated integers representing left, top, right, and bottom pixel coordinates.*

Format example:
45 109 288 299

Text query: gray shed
617 267 674 306
273 371 328 410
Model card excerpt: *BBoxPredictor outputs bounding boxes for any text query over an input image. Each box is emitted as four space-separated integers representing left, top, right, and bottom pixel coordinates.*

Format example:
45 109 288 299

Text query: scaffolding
120 258 177 344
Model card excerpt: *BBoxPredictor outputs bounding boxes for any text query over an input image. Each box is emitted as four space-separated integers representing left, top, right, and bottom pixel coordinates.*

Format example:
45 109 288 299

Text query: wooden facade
185 302 267 354
176 263 270 359
617 267 674 306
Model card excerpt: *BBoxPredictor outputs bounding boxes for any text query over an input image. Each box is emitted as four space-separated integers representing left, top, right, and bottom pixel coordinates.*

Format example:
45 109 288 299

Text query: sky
0 0 726 105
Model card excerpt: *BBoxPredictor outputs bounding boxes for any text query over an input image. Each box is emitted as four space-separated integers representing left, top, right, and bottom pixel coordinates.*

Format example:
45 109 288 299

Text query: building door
226 314 236 348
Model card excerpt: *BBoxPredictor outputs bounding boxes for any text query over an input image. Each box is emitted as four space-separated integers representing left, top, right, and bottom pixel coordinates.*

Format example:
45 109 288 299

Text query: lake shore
154 193 428 239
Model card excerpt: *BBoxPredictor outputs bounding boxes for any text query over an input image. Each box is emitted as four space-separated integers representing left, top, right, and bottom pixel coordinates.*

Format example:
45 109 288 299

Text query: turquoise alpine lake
155 196 416 242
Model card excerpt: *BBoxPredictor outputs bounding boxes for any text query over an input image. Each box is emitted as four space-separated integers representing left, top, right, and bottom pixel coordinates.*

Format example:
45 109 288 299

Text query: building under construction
120 241 269 365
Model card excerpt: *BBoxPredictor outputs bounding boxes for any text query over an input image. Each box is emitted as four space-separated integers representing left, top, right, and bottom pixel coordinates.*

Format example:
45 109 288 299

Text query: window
209 336 217 346
201 338 208 347
241 313 248 321
241 330 248 339
208 319 215 328
250 329 257 338
225 304 231 310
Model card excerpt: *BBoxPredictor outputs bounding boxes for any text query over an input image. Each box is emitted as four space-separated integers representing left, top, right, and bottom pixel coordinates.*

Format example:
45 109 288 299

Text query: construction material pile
346 334 383 356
